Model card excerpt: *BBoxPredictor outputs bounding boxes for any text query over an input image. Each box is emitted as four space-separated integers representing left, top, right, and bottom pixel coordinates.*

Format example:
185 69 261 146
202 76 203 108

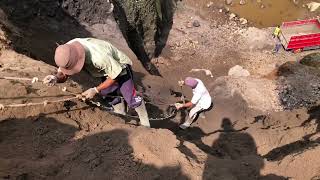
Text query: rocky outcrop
112 0 177 75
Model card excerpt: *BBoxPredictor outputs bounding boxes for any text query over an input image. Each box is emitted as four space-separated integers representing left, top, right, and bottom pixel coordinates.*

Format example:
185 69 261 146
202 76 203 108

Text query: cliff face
112 0 176 75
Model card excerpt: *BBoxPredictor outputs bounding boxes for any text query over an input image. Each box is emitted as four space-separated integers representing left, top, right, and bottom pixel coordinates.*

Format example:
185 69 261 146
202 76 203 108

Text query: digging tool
180 86 186 104
179 78 186 104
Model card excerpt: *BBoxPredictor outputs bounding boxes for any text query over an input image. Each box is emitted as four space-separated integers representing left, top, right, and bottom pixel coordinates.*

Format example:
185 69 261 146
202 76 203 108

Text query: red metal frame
282 19 319 28
281 18 320 51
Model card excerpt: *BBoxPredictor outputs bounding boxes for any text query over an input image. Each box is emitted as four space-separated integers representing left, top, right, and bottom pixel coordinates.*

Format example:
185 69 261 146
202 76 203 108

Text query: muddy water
228 0 319 27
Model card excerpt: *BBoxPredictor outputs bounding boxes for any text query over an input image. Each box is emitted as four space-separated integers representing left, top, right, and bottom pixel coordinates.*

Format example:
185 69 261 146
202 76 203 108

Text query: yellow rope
0 97 78 110
0 76 176 111
0 76 40 83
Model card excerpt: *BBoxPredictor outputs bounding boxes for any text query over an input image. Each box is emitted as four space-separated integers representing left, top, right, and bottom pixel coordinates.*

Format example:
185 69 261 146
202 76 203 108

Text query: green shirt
68 38 132 79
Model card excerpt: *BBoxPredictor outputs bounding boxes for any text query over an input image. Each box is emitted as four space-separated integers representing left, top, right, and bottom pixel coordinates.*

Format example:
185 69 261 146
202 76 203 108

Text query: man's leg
118 72 150 127
199 112 206 119
112 99 127 115
179 105 203 130
134 99 151 127
100 84 126 115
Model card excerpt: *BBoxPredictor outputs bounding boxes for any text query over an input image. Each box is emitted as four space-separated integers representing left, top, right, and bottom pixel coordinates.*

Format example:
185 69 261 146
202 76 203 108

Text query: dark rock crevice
112 0 177 75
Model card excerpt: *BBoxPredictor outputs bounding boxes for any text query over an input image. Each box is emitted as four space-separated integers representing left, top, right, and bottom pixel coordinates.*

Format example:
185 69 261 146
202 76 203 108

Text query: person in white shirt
175 77 212 129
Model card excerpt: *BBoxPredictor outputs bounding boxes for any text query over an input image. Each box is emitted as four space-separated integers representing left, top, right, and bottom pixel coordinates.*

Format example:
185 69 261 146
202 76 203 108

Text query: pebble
292 0 299 5
0 104 4 110
207 1 213 8
193 20 201 27
83 153 97 163
229 13 236 20
240 0 247 5
239 18 248 25
225 0 233 5
31 77 39 83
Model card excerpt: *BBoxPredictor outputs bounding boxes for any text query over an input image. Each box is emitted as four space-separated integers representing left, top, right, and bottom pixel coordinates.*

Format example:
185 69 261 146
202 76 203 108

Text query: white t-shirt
191 79 212 109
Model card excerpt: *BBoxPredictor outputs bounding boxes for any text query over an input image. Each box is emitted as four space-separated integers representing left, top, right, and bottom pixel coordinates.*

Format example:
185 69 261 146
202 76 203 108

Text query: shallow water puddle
228 0 319 27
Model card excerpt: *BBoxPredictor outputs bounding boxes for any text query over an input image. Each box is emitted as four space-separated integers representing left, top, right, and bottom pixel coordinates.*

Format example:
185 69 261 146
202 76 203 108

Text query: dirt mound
0 48 198 179
276 61 320 109
212 76 282 112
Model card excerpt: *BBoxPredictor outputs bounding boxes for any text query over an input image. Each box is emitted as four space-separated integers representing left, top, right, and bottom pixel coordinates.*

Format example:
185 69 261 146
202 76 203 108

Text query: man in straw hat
175 77 212 129
43 38 150 127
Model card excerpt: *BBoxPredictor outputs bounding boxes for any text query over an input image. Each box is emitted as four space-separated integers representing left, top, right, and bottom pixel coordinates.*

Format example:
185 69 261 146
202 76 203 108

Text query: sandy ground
1 1 320 180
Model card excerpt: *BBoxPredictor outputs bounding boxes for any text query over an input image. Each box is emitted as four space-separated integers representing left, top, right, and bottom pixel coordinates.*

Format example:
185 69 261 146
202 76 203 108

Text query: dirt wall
0 0 176 75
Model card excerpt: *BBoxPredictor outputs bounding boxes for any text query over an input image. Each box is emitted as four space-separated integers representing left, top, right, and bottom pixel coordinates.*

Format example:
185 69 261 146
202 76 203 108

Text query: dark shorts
99 65 142 109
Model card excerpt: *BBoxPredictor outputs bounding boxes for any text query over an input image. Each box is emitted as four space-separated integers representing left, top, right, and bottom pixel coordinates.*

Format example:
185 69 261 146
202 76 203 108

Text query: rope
0 76 177 120
0 97 78 110
0 76 175 106
0 96 177 121
0 76 40 83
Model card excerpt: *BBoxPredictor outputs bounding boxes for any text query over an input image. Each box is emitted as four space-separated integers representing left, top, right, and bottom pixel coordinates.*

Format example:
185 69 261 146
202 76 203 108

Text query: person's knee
127 96 143 109
189 110 198 120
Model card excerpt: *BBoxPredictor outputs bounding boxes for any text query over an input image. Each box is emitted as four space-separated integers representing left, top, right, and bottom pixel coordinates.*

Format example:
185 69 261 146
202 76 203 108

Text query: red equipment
279 18 320 52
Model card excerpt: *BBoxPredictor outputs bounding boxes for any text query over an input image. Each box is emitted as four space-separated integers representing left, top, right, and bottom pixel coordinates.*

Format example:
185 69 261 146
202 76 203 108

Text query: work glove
178 80 184 87
82 87 99 100
174 103 184 110
43 75 58 86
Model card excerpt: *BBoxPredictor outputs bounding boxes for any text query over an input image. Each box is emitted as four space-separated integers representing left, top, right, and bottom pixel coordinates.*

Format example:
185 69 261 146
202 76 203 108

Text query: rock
83 153 97 163
228 65 250 77
225 0 233 5
300 53 320 69
292 0 299 5
190 69 214 78
243 27 275 51
229 13 237 20
207 1 213 8
306 2 320 12
240 0 247 5
239 18 248 25
193 20 201 27
219 9 223 13
257 0 262 3
172 55 182 61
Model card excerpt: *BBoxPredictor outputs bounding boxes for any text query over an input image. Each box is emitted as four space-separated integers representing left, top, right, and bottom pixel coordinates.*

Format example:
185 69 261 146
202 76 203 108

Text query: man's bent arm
183 102 194 109
96 77 116 92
